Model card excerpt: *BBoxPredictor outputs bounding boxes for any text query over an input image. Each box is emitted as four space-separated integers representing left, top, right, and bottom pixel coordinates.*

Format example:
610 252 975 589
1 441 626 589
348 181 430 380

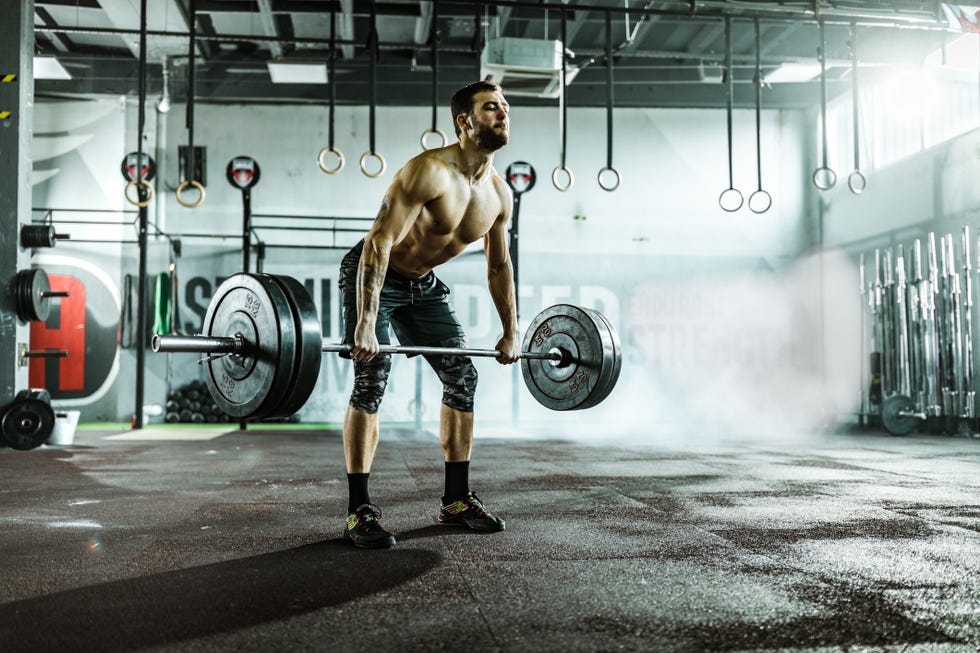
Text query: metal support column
0 1 35 401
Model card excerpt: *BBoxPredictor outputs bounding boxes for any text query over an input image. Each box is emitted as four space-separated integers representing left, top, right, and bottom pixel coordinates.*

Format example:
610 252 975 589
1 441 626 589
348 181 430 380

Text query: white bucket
48 410 80 446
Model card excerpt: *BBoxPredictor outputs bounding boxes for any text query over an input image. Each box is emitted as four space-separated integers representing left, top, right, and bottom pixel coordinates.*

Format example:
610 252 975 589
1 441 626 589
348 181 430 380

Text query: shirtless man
339 81 518 549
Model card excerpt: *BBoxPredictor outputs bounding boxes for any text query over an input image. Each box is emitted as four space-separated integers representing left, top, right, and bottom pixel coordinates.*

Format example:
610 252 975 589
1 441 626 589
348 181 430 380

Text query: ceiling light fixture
266 62 328 84
33 56 71 80
763 62 823 84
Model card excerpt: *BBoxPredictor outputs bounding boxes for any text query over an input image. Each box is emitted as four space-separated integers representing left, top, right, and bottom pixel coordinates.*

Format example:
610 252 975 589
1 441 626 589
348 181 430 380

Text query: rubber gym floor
1 424 979 652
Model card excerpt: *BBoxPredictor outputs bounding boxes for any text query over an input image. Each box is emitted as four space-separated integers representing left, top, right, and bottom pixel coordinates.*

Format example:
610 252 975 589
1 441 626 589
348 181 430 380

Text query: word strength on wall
179 276 621 343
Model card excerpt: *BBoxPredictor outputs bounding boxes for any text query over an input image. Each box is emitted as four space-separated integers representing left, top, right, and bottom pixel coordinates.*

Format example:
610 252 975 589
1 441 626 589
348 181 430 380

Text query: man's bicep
369 172 431 244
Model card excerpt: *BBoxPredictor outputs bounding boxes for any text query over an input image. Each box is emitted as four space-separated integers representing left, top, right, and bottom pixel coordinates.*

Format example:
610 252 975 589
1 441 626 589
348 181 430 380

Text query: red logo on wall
29 274 86 391
27 257 120 402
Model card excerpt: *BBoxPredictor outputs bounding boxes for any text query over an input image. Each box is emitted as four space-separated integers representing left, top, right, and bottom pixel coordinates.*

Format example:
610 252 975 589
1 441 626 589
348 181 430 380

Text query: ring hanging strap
599 10 620 192
560 10 568 172
605 11 613 170
135 0 149 205
848 20 867 194
318 7 345 174
725 17 735 193
368 0 379 157
753 19 762 192
472 2 484 79
749 18 771 213
552 9 573 192
329 7 337 151
421 1 447 150
719 16 742 212
431 1 439 134
812 19 837 190
819 20 829 172
185 0 197 199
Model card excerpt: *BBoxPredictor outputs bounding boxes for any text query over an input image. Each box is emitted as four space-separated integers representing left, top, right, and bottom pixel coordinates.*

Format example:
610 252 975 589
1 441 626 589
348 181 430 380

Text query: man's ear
456 112 471 135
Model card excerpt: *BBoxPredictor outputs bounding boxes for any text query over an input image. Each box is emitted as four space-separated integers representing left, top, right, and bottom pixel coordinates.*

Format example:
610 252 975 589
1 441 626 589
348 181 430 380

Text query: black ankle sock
347 473 370 514
443 461 470 503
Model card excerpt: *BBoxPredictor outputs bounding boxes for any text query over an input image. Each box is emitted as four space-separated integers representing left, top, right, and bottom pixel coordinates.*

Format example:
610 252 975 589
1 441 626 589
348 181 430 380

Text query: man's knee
436 338 478 412
350 354 392 414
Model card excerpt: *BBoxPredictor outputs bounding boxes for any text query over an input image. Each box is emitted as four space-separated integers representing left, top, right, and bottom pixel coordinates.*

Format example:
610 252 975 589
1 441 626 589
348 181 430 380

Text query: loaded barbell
151 273 622 420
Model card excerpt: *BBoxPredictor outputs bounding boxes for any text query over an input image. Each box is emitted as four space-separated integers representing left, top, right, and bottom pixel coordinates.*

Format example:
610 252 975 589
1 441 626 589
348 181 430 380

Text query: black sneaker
438 492 505 532
343 503 396 549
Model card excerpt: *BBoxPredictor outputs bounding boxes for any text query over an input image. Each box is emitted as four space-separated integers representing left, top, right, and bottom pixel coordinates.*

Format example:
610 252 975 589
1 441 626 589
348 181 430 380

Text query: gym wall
30 97 868 436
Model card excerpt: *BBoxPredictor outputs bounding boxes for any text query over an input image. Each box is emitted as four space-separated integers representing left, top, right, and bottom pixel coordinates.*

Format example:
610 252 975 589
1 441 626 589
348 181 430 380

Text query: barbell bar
149 273 622 419
153 334 566 364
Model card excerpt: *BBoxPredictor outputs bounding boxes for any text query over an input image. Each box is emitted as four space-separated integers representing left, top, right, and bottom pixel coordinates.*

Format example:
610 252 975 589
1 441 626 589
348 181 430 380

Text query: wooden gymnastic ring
317 147 345 174
125 179 153 208
175 180 206 208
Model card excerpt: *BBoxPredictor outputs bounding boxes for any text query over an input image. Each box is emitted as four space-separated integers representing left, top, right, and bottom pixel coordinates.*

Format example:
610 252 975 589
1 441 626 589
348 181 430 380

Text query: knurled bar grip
151 333 562 361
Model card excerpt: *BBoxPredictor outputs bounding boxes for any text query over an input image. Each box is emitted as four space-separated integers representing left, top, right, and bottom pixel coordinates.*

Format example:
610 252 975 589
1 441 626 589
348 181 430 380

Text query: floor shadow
0 539 442 653
396 524 492 542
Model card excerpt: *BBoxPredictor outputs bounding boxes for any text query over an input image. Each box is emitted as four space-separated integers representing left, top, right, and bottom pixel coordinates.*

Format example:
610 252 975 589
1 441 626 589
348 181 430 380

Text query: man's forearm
488 262 519 337
356 244 390 326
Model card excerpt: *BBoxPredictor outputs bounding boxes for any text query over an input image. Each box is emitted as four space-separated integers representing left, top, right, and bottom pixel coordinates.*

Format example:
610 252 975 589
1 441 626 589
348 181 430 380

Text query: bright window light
33 56 71 80
924 32 980 70
266 62 327 84
881 69 938 121
763 62 822 84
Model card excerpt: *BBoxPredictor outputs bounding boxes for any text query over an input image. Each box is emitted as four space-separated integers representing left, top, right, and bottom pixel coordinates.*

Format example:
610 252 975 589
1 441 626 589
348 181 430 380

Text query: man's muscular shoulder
396 148 454 189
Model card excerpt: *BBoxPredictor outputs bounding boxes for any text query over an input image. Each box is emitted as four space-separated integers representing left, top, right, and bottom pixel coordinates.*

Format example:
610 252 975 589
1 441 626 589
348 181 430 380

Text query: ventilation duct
480 38 579 98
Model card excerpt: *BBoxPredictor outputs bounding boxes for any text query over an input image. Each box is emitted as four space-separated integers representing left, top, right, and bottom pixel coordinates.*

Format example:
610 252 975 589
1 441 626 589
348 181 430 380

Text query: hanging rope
718 16 743 212
317 6 345 173
812 18 837 190
124 0 153 208
848 20 867 194
360 0 386 177
176 0 206 207
552 8 574 191
748 17 771 213
421 0 447 150
598 10 620 191
472 1 484 80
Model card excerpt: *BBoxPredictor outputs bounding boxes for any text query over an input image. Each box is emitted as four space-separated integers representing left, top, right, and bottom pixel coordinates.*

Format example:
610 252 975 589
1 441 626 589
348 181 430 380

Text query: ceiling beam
339 0 354 60
414 1 433 45
256 0 284 59
34 7 71 53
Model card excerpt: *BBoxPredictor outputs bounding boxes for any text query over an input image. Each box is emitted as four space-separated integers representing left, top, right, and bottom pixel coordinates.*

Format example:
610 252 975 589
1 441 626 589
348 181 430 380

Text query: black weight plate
881 394 918 436
20 224 57 248
269 274 324 418
14 268 53 323
1 398 56 450
578 307 622 409
201 273 297 419
520 304 618 411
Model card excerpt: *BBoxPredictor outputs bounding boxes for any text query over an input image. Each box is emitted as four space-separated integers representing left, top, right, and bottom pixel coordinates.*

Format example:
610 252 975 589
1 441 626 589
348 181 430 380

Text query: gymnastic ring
848 169 867 195
124 179 153 208
552 166 574 192
597 167 621 192
811 166 837 191
317 147 345 174
175 179 206 208
420 128 447 151
359 151 387 178
718 187 744 213
748 189 772 214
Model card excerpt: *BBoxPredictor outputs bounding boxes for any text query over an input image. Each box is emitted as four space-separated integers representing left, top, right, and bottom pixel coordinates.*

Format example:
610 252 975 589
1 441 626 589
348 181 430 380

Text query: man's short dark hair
450 80 503 137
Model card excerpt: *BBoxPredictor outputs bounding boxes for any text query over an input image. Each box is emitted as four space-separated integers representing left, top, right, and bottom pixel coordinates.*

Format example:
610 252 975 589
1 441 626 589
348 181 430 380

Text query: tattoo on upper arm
375 197 390 222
